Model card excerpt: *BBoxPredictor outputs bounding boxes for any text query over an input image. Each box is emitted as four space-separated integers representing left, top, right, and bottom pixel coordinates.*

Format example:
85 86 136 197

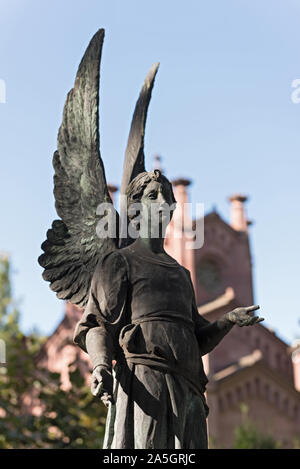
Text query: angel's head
126 169 176 238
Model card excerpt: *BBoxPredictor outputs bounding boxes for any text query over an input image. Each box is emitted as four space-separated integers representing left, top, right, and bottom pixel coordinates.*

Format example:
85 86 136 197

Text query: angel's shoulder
181 265 192 277
94 249 129 279
180 265 194 286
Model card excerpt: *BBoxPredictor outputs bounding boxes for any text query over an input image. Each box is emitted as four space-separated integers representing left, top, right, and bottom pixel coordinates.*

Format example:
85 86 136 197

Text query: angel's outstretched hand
225 305 264 327
91 365 114 407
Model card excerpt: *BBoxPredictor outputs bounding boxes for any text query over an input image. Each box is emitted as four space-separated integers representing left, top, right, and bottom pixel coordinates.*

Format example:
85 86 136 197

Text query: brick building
36 178 300 448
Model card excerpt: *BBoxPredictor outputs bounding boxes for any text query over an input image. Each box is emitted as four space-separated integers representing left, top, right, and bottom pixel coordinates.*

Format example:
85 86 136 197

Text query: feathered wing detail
119 62 160 247
38 29 119 307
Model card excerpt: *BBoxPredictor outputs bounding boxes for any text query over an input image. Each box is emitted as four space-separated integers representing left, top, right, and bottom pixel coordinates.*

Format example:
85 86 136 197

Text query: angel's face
139 179 175 238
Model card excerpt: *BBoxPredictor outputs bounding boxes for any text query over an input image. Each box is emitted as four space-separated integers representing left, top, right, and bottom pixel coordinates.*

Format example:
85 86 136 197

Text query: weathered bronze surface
39 29 264 449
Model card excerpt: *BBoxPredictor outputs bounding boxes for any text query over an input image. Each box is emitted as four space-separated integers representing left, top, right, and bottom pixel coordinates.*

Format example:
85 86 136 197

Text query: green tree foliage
234 404 279 449
0 255 107 448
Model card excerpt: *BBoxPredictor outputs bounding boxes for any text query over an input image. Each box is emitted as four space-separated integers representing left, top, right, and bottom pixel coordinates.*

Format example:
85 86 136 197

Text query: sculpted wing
38 29 118 307
119 62 159 247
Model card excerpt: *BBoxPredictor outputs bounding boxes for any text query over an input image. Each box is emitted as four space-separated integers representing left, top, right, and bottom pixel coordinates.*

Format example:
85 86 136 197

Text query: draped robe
74 240 225 449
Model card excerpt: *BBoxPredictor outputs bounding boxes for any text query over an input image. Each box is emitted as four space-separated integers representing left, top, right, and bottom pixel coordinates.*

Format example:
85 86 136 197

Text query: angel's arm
73 251 128 371
193 304 263 356
73 304 113 371
191 281 263 355
192 301 234 356
185 269 233 356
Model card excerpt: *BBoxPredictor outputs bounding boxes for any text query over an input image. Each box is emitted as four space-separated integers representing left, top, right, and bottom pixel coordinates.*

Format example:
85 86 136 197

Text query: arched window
196 258 222 293
245 381 252 397
226 391 233 407
218 397 224 412
255 377 260 395
273 391 279 406
264 383 270 400
236 386 243 401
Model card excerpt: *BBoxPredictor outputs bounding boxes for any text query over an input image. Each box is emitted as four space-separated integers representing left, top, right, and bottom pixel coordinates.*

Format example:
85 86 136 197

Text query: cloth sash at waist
131 312 195 329
118 313 208 400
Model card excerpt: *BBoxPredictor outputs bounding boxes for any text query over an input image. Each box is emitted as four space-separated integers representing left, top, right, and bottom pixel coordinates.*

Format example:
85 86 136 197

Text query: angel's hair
126 169 176 220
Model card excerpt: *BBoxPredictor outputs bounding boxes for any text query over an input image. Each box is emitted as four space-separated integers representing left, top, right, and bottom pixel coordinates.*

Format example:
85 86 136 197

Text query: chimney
152 154 164 174
292 343 300 392
164 177 197 293
107 184 118 204
229 194 248 232
152 155 165 174
172 178 191 204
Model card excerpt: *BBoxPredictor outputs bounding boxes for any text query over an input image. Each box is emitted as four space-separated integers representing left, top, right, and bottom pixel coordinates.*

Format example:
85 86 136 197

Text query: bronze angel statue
39 29 264 449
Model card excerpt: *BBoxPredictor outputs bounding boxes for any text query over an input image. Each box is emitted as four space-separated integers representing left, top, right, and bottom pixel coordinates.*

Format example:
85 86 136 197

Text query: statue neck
137 235 165 254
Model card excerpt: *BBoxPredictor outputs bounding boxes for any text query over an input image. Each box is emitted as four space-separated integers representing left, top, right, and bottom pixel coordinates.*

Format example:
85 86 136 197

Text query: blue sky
0 0 300 344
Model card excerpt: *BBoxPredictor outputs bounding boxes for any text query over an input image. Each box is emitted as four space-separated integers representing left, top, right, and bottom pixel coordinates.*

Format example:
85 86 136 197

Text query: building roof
211 350 300 400
213 350 263 382
197 287 236 316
